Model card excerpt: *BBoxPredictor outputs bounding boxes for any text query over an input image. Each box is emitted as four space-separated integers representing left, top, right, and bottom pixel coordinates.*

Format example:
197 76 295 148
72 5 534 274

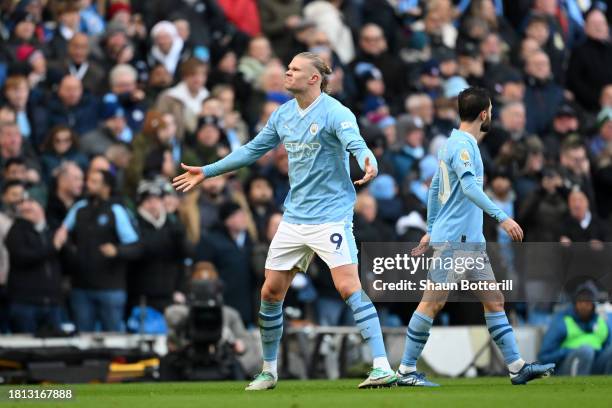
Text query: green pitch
2 377 612 408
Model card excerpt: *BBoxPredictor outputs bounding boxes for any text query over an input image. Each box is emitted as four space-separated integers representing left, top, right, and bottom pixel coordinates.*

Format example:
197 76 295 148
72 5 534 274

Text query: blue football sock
400 311 433 371
346 290 388 364
259 300 284 363
485 311 523 368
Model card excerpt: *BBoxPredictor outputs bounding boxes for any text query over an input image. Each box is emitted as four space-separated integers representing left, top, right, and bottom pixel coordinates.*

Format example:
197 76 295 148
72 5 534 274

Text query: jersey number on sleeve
438 161 451 205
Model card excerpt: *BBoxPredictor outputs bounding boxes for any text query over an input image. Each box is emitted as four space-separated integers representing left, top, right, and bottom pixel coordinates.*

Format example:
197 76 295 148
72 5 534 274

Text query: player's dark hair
457 87 491 122
296 52 332 92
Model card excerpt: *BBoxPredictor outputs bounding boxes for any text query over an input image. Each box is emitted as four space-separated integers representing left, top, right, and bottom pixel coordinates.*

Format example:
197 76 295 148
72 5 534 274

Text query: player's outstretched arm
173 163 206 192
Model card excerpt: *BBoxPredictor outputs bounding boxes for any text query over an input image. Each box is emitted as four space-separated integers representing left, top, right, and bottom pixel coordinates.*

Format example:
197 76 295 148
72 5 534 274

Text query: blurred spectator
391 115 426 185
539 282 612 375
518 166 567 242
567 8 612 112
559 137 596 205
589 107 612 159
127 180 191 313
352 23 407 113
126 111 180 196
46 161 84 231
523 51 564 135
147 21 190 78
47 33 106 95
61 170 141 332
47 75 98 136
80 99 129 157
258 0 303 64
354 191 395 243
5 197 65 334
245 174 277 242
157 58 209 141
196 201 255 325
46 2 81 61
367 173 403 226
303 0 355 65
542 104 580 163
238 36 273 89
183 115 230 166
212 84 249 146
1 74 46 146
104 64 147 137
523 14 566 85
40 126 88 183
559 189 608 243
593 144 612 220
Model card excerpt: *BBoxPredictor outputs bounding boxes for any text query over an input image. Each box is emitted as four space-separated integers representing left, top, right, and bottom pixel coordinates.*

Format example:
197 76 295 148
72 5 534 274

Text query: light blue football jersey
430 129 487 243
203 93 377 224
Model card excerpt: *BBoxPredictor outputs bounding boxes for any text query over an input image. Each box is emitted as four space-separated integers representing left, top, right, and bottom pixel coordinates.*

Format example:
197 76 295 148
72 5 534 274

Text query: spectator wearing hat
559 189 608 243
456 41 486 88
539 282 612 376
6 9 43 63
195 201 255 325
147 21 191 79
104 64 147 136
156 58 210 141
80 99 129 157
47 74 99 137
5 196 66 334
518 166 568 242
127 180 191 314
589 107 612 159
59 169 142 332
183 115 230 167
523 50 564 135
567 8 612 112
48 33 107 96
542 103 580 163
414 60 443 100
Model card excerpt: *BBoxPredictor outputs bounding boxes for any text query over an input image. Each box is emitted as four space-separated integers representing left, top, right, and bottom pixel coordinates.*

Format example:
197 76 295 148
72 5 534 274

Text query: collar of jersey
452 128 477 145
296 93 324 118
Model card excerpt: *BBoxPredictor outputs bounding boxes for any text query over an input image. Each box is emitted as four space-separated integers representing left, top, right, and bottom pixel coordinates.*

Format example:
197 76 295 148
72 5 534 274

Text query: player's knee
336 281 361 300
482 291 505 312
419 300 445 317
261 282 284 302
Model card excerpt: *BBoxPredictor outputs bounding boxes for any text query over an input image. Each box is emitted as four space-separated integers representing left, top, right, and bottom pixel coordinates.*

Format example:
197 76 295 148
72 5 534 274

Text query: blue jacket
538 306 611 365
47 93 99 137
524 76 564 135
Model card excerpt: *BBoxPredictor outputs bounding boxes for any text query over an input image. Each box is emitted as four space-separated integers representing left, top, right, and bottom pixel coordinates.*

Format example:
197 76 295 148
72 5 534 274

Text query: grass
1 377 611 408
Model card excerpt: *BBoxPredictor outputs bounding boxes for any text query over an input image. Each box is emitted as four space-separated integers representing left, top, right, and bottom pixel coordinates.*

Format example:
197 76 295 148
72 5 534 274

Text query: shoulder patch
460 149 470 161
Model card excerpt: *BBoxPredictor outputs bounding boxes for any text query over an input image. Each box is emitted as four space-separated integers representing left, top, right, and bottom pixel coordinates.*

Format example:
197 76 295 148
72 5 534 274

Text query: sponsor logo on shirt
285 142 321 159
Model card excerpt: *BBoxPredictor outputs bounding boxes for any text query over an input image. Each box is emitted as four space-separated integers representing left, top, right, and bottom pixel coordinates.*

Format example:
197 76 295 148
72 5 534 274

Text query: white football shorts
265 219 358 272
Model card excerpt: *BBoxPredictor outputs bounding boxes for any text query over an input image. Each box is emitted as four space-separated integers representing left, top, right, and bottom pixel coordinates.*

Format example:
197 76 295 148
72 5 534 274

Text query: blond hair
295 52 332 92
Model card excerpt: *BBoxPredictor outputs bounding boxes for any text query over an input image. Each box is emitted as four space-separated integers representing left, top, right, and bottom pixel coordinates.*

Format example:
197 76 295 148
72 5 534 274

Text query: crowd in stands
1 0 612 335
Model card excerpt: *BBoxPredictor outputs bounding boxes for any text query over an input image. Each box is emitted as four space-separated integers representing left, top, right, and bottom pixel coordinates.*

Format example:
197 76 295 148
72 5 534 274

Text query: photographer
162 261 253 381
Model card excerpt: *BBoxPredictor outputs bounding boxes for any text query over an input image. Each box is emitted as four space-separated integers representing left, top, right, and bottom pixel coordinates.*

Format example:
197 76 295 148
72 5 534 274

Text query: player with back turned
396 87 555 386
173 52 397 390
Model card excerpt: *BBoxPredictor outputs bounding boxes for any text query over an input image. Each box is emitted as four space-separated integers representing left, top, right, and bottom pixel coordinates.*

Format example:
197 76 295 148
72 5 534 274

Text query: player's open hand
354 157 378 186
172 163 206 192
500 218 524 242
411 233 430 256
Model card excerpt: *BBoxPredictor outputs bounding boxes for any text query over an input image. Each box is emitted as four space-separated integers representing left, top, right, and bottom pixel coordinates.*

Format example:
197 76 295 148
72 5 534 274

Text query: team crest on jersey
309 123 319 136
97 214 109 226
460 149 470 161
